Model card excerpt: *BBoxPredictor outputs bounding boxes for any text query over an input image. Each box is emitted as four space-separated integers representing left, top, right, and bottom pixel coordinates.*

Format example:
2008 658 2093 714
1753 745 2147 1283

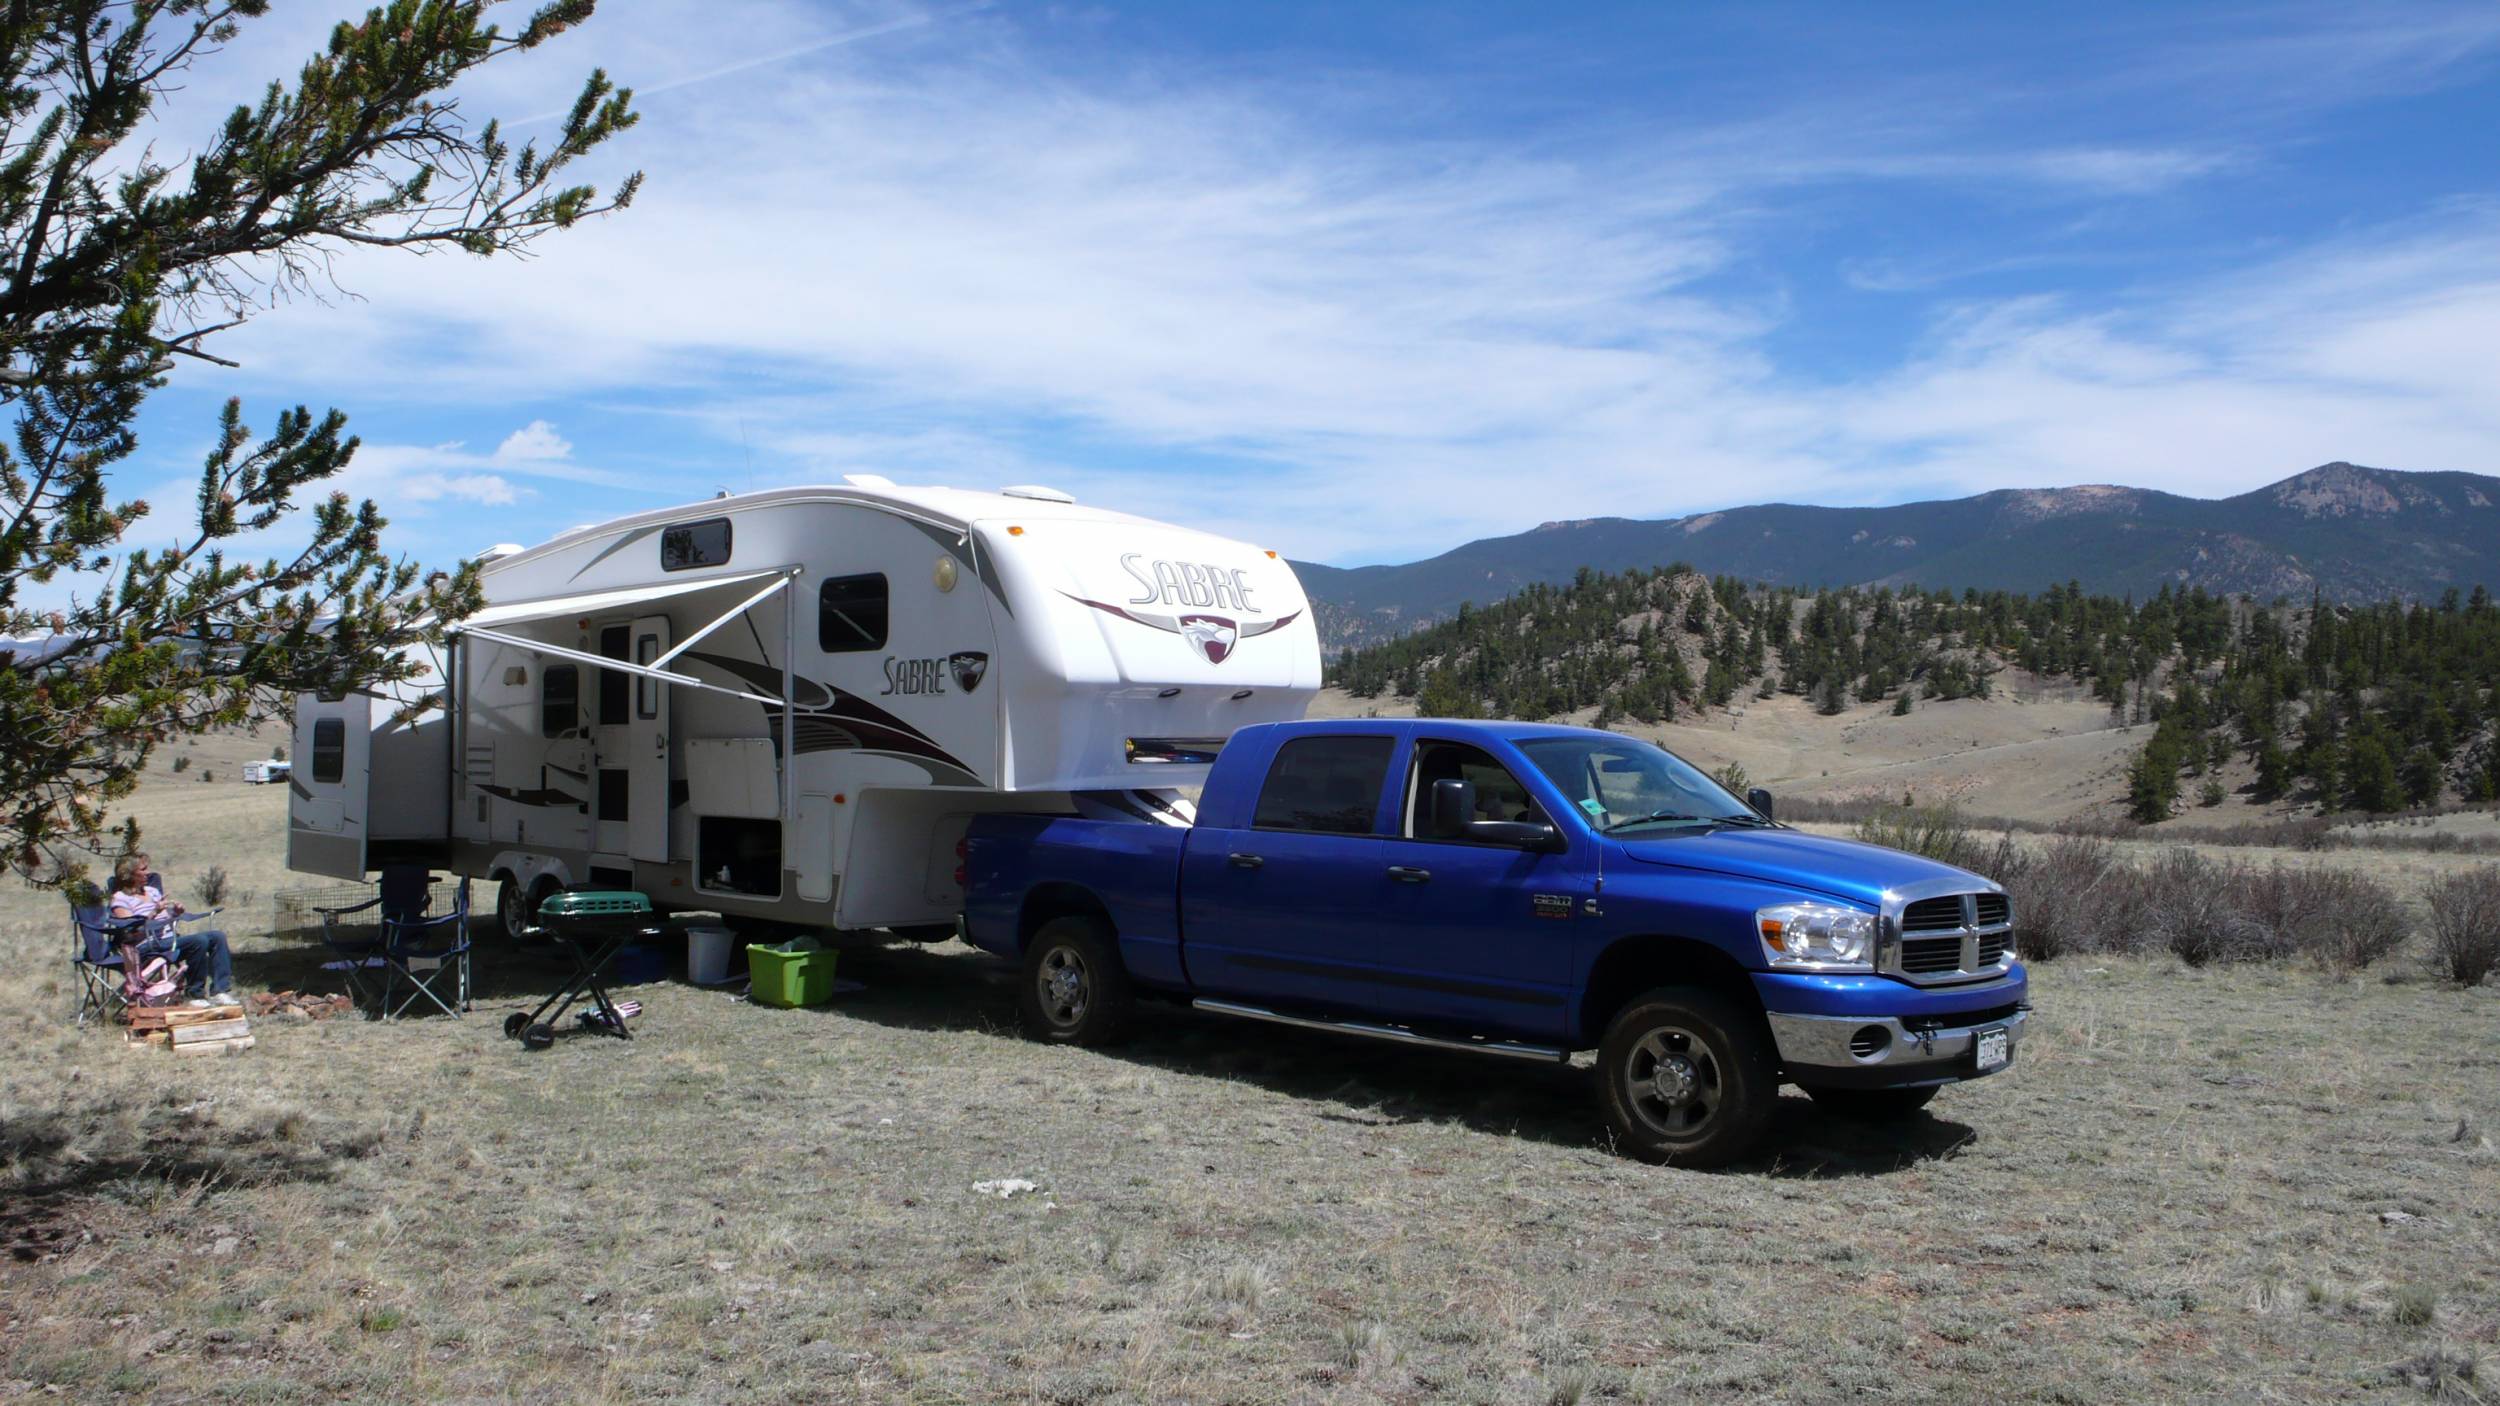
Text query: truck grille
1902 897 1964 933
1901 936 1966 974
1884 891 2014 984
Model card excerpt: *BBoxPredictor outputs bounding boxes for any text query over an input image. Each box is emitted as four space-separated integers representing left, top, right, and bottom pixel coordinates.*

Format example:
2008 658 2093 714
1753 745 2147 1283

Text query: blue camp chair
382 877 472 1020
67 898 139 1027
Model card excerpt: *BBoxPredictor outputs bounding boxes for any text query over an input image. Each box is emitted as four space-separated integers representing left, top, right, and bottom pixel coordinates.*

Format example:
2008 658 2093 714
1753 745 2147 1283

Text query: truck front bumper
1764 1003 2030 1089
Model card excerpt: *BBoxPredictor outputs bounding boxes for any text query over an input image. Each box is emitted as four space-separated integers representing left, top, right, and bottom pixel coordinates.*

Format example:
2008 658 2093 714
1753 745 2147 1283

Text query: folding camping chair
380 877 472 1020
313 865 434 1017
67 898 138 1028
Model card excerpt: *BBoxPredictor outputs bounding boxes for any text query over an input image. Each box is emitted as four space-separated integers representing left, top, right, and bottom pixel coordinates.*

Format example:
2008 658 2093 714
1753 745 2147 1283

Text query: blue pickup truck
961 719 2027 1166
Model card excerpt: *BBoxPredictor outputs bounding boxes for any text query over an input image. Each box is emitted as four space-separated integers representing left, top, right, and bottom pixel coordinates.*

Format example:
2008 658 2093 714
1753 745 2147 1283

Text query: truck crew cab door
1366 738 1582 1040
1177 733 1397 1015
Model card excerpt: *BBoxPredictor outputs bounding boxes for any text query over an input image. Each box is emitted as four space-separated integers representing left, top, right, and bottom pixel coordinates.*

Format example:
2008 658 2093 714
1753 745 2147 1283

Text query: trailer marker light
1007 525 1024 536
834 793 846 804
1265 550 1277 559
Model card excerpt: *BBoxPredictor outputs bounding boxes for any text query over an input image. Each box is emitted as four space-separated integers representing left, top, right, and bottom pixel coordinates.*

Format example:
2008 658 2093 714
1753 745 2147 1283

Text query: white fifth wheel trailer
287 477 1322 936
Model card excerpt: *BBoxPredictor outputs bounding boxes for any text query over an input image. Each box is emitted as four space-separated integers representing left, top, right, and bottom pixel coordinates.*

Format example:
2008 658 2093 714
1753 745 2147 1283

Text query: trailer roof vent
1000 484 1075 504
842 473 896 489
474 543 526 563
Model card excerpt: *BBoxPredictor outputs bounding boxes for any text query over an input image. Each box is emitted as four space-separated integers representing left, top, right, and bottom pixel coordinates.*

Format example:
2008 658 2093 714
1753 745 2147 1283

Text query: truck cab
964 718 2029 1167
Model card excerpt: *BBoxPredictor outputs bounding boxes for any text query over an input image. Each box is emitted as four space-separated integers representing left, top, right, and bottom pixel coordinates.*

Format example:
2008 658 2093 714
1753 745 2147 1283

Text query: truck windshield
1514 736 1755 835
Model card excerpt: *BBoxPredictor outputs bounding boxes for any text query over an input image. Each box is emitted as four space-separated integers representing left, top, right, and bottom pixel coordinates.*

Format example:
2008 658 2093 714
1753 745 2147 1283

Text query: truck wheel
1596 987 1777 1168
1017 917 1132 1046
1803 1085 1938 1120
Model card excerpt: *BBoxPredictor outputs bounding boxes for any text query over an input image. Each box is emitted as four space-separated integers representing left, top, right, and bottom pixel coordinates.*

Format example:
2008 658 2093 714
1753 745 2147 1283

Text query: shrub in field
198 866 230 907
2239 864 2408 973
1852 805 2000 875
2134 849 2276 966
1998 833 2122 961
2421 866 2500 986
170 754 190 774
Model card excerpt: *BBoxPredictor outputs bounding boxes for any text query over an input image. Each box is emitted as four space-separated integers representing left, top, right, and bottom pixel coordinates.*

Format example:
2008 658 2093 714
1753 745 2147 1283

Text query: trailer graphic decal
1059 594 1304 665
682 652 982 787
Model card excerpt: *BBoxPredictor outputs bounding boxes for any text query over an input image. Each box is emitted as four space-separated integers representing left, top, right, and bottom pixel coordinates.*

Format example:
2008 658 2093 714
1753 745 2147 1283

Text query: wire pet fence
271 881 377 937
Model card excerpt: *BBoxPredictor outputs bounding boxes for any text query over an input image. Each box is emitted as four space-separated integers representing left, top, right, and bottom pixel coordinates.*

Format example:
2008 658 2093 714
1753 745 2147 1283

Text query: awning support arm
652 569 797 670
450 625 786 708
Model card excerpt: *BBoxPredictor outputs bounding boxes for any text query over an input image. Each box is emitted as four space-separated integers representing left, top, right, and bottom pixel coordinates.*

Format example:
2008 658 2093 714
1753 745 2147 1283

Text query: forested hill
1329 568 2500 820
1297 463 2500 648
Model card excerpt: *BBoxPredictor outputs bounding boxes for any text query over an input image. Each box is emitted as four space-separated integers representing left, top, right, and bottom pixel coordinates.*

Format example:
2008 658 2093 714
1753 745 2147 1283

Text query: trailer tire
1596 986 1777 1168
1802 1084 1938 1120
1017 917 1132 1046
493 875 532 940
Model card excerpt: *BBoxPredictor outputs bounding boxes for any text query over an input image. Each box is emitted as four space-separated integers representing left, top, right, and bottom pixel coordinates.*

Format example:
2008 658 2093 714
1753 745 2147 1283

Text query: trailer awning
454 568 788 631
447 566 801 709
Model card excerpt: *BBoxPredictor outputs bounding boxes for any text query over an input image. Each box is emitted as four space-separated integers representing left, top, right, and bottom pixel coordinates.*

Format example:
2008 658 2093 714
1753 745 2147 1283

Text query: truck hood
1610 827 1989 907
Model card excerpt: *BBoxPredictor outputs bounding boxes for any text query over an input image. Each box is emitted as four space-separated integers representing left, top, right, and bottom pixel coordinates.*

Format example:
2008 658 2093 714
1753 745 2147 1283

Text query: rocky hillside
1298 463 2498 647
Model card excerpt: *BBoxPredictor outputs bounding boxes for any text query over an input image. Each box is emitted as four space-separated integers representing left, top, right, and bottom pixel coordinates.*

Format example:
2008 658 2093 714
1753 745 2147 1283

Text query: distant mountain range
1294 463 2500 647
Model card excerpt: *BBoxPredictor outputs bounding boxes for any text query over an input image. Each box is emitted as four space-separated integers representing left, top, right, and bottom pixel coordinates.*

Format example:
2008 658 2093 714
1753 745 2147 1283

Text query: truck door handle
1228 852 1264 869
1387 865 1431 883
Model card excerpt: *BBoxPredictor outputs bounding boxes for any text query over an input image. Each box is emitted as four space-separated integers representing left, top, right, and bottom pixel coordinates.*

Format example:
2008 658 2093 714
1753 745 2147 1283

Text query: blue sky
100 0 2500 578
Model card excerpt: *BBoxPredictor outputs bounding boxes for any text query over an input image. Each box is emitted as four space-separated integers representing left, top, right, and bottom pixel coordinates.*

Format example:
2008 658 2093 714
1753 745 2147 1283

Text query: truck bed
961 814 1193 991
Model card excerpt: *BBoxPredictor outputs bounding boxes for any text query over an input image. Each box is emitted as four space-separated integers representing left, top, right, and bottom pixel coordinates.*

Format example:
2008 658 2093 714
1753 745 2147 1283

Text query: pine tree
1 1 639 884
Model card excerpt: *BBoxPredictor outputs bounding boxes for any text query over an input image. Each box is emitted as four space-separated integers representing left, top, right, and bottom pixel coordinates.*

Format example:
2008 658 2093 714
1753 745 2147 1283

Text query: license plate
1973 1026 2010 1072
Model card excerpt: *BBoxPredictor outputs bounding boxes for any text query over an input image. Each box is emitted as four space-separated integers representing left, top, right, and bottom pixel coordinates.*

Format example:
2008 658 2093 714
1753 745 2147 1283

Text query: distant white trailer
242 760 293 785
287 477 1323 936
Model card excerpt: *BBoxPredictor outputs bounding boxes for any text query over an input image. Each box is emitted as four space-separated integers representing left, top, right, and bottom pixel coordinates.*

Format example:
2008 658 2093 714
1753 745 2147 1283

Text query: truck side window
542 663 580 737
1252 735 1393 834
1404 740 1547 839
311 718 344 784
818 574 889 652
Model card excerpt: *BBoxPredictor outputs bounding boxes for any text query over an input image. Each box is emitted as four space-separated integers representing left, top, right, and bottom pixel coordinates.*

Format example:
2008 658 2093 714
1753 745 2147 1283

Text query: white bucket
685 925 735 985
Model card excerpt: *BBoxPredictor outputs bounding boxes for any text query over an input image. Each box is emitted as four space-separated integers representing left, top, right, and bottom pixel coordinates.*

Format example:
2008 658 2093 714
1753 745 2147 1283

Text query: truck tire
1017 917 1133 1046
1596 987 1778 1168
1803 1084 1939 1120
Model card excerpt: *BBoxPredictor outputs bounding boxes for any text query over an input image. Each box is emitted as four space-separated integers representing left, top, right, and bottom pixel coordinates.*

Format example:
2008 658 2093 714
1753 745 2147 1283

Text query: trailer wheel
1802 1084 1938 1121
1017 917 1132 1046
1596 986 1777 1168
493 875 532 939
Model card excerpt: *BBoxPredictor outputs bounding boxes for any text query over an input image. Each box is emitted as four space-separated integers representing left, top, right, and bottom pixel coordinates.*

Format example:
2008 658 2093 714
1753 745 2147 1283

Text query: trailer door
628 613 672 863
288 693 371 879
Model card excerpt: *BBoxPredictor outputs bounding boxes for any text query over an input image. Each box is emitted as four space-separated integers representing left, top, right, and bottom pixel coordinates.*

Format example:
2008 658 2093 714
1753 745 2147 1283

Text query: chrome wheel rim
1625 1025 1721 1138
498 883 525 934
1036 946 1090 1028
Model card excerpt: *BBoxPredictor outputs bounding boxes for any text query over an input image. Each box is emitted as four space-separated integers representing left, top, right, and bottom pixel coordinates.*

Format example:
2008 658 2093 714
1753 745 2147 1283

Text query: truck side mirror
1747 787 1776 822
1429 778 1474 839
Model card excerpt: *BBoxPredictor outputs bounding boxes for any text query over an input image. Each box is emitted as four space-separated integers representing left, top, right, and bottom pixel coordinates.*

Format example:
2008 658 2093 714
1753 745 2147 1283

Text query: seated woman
108 854 238 1008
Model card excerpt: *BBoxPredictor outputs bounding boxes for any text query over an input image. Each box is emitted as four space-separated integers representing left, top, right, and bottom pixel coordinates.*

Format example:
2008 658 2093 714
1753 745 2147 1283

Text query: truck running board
1191 999 1569 1064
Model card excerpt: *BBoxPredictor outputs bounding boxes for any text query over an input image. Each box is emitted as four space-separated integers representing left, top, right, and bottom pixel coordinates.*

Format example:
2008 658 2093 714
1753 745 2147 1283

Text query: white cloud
494 420 574 464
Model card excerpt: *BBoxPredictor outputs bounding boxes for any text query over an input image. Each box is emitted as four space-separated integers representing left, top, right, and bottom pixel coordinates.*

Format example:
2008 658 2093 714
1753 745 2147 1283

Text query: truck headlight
1757 901 1877 972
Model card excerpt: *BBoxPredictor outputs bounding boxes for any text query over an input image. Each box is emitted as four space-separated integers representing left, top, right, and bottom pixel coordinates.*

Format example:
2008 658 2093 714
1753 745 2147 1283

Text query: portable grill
503 890 663 1051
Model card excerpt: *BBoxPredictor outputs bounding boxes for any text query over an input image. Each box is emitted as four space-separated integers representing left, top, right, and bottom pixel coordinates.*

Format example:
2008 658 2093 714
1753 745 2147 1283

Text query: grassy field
5 757 2499 1403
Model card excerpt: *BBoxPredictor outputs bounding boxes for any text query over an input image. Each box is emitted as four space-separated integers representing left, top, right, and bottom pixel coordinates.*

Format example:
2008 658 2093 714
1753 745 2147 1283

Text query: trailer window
818 574 889 653
635 633 660 719
311 719 344 784
660 518 732 571
542 664 580 737
597 625 630 726
1252 735 1393 835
